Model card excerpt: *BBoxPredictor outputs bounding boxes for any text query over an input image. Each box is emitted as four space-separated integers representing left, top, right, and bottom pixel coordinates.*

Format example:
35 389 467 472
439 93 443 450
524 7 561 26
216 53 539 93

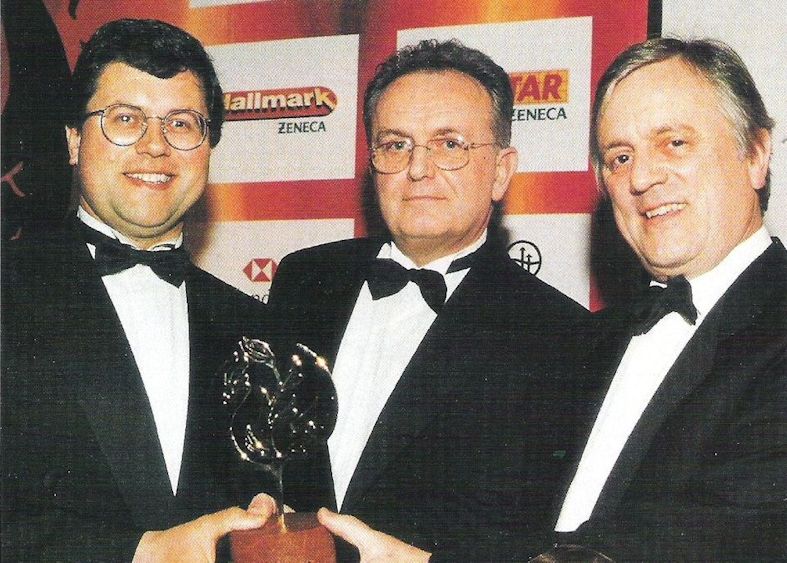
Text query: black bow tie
365 250 478 313
631 275 698 335
79 222 189 287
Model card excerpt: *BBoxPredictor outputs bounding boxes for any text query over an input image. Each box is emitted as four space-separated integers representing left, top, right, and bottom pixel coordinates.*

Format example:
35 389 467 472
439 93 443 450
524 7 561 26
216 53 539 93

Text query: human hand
317 507 431 563
133 494 277 562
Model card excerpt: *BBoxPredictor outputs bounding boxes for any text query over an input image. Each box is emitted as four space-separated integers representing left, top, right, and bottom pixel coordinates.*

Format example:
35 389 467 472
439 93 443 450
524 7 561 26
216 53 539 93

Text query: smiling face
66 62 211 249
370 70 517 265
597 57 771 281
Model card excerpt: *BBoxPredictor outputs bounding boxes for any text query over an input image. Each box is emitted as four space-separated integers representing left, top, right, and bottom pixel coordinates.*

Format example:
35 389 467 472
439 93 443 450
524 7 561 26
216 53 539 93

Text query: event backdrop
4 0 657 310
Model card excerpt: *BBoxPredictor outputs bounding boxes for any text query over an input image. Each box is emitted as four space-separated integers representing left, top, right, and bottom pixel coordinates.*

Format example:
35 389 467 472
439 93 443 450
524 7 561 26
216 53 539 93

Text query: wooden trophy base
230 512 336 563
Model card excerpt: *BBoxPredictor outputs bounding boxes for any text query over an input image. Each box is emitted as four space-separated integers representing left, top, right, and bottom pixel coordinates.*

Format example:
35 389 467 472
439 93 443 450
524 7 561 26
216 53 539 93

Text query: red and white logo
510 70 569 105
243 259 278 282
224 87 338 122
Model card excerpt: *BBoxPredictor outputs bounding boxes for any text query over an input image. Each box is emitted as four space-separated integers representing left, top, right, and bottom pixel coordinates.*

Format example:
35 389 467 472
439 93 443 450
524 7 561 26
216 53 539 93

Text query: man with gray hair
316 37 786 561
541 36 786 561
267 38 590 561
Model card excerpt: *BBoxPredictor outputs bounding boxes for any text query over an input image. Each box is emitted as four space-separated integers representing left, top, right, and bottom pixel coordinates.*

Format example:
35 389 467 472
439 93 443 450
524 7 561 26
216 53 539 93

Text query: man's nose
407 145 435 181
629 151 666 194
135 118 171 157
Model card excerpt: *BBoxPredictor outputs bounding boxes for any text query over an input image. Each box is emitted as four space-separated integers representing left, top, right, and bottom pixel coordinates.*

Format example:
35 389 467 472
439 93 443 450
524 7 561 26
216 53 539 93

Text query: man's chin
113 220 183 247
640 251 698 280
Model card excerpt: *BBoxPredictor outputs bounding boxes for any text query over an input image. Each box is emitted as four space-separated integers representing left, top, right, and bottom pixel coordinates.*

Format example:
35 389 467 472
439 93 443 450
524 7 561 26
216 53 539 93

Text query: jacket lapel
591 315 720 515
554 312 631 505
177 267 219 501
279 242 381 511
341 247 499 507
60 232 175 526
322 241 381 364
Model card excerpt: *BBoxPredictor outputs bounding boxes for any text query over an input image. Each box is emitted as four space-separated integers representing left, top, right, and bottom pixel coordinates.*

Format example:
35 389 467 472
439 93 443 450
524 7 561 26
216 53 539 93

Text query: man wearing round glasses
66 58 213 248
3 19 275 562
83 104 210 151
267 39 590 561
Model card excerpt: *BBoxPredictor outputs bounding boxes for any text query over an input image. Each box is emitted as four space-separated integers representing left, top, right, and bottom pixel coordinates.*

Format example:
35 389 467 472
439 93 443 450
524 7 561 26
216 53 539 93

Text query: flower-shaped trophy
220 337 338 563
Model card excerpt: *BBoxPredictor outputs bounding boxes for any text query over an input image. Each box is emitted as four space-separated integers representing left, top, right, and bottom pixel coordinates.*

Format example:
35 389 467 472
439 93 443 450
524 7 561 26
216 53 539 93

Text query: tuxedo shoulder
187 265 268 326
273 238 380 288
766 239 787 298
3 230 70 267
710 240 787 336
493 253 590 319
2 233 78 297
755 237 787 285
588 301 626 324
189 265 260 302
2 237 34 276
278 238 379 267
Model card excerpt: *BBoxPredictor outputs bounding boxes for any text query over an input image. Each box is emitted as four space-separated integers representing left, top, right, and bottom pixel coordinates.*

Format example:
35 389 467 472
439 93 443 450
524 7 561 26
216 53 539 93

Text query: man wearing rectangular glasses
2 18 275 562
267 39 590 561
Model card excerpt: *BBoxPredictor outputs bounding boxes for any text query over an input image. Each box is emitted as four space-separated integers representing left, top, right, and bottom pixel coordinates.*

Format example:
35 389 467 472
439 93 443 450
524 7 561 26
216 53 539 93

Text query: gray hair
590 37 774 211
363 39 514 147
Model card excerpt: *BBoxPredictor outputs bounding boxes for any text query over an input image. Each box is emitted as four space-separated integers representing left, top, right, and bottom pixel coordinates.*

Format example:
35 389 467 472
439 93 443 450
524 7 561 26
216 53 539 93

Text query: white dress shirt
78 208 190 495
555 227 772 532
327 234 485 509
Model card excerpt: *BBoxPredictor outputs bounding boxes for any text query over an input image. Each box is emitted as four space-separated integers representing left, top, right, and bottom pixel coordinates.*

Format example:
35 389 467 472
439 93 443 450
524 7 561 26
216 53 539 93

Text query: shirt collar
379 231 487 275
77 206 183 251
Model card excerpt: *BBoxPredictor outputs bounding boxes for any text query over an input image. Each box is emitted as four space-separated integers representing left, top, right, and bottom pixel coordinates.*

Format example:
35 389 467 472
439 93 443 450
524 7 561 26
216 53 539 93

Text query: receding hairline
369 69 498 137
596 56 749 155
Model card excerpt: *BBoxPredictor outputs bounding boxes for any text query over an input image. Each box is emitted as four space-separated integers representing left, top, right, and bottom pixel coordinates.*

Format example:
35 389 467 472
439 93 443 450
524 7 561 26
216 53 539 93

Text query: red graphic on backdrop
224 86 337 121
510 70 569 105
2 161 26 198
243 258 278 282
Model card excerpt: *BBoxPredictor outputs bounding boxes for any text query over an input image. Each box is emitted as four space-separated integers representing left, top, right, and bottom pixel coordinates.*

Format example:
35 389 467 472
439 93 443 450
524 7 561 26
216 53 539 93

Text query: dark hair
591 37 774 211
363 39 513 147
68 19 224 147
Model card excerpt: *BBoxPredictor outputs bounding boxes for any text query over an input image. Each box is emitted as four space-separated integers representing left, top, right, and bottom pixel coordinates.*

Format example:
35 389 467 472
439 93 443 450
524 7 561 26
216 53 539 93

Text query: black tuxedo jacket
267 238 592 561
504 239 787 561
1 222 271 561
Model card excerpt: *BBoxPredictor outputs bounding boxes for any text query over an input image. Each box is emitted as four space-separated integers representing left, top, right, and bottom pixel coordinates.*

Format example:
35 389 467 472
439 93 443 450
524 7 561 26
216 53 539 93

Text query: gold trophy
220 337 338 562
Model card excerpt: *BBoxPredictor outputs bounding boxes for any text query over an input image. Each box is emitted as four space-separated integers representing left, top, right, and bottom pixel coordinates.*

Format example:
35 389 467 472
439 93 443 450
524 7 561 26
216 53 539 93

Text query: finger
207 506 268 538
247 493 277 517
317 507 376 550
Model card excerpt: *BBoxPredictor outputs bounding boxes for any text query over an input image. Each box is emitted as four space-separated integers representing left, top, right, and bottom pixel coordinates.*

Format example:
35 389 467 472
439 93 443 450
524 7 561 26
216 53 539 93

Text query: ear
65 126 81 166
491 146 518 202
747 128 772 192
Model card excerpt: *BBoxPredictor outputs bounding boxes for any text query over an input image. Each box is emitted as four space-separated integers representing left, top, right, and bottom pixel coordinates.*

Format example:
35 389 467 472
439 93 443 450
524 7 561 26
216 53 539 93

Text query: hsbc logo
243 259 278 282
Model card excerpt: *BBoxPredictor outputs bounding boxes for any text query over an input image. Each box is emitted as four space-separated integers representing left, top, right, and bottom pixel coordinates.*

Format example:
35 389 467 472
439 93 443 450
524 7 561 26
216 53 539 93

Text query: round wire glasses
83 103 210 151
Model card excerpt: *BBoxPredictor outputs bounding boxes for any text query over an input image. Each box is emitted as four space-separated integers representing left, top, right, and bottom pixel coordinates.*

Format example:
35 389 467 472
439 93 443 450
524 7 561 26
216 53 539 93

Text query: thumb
317 507 376 550
247 493 278 518
204 506 268 539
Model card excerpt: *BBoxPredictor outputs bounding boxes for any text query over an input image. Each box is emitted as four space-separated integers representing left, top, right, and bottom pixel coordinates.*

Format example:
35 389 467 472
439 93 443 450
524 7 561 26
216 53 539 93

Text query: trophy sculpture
220 337 338 563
